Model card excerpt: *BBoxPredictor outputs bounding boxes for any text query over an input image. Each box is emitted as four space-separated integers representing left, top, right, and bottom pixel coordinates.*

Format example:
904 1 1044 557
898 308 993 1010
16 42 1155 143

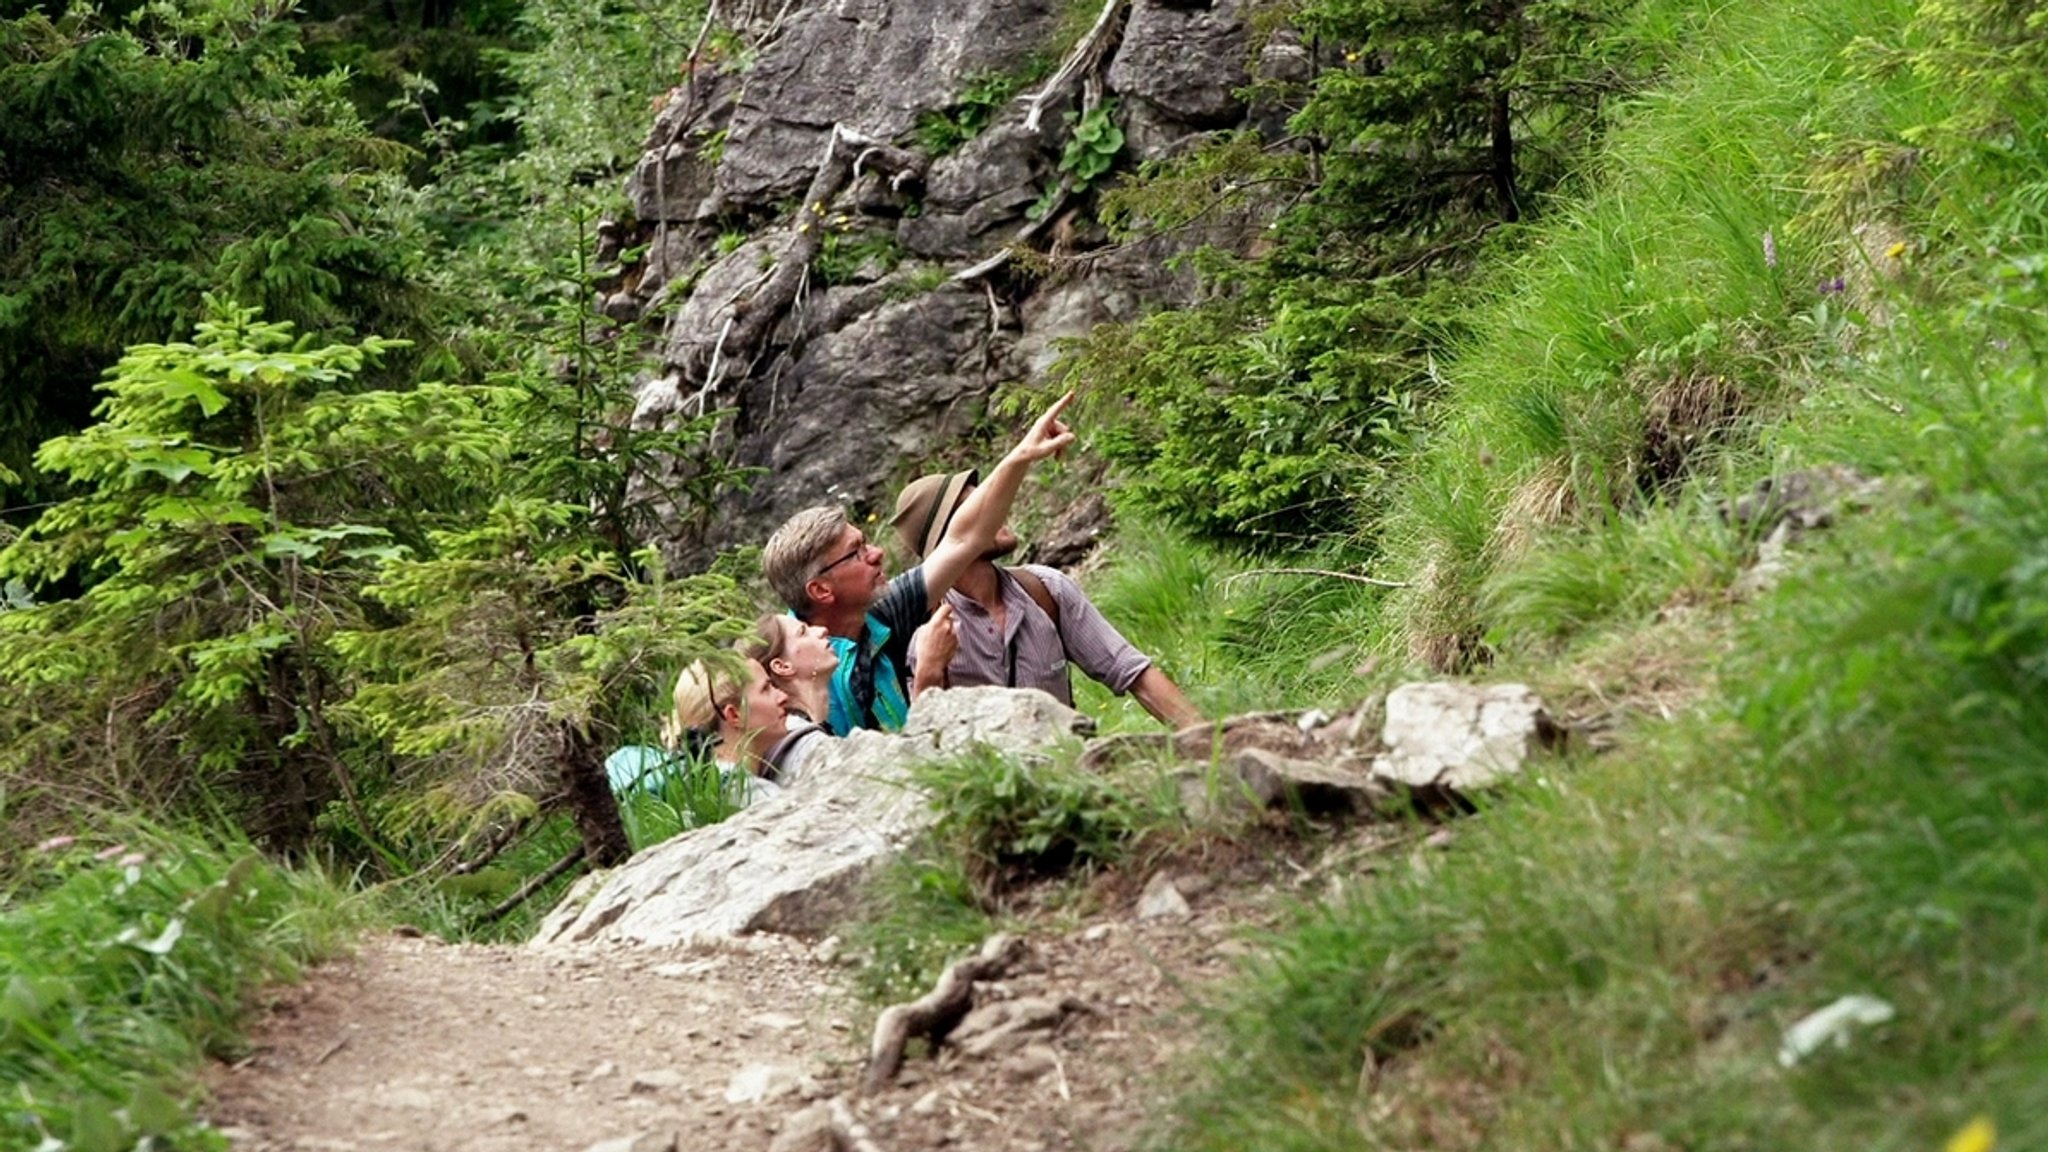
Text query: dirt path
205 855 1301 1152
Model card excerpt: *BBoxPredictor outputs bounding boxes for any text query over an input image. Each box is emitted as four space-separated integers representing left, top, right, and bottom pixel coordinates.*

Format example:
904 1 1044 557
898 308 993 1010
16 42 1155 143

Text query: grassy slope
1 828 366 1151
1080 0 2048 1147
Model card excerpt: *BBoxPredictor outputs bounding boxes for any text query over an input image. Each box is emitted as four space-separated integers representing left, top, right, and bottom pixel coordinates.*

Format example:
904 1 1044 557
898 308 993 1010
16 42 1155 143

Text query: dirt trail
205 855 1302 1152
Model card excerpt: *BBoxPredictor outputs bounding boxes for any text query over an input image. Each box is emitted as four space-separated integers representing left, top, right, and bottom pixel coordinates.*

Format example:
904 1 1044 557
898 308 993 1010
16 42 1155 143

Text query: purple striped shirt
906 565 1151 706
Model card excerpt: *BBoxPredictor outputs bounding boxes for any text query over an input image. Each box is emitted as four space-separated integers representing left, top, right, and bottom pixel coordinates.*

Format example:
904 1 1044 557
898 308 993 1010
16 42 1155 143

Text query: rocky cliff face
598 0 1287 566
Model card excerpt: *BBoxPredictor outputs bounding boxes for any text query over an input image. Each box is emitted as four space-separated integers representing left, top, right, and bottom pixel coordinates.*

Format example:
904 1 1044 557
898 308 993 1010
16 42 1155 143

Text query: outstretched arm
921 391 1076 600
1129 665 1204 729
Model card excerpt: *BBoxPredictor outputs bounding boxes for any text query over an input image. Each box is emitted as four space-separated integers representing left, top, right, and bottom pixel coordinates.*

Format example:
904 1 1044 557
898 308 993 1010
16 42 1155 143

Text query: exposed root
1021 0 1127 132
860 933 1026 1096
675 124 925 390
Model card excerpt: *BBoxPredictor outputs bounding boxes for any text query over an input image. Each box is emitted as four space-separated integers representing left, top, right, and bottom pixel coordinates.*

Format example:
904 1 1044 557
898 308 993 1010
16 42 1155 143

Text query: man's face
810 524 887 613
981 525 1019 562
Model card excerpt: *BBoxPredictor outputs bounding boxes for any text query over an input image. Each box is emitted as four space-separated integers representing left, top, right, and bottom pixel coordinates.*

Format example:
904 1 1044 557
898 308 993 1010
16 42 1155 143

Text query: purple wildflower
119 851 148 868
36 835 78 853
1763 229 1778 269
1819 276 1846 295
96 844 127 861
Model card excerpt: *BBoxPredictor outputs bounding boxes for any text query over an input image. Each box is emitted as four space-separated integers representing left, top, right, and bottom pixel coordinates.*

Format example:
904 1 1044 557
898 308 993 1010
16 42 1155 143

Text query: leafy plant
1029 101 1126 219
912 67 1040 156
0 302 431 847
912 745 1178 890
815 227 906 286
843 850 995 1006
0 0 435 511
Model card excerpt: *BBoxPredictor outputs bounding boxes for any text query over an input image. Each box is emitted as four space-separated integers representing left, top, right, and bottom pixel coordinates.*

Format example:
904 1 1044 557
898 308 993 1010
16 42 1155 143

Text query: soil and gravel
204 833 1385 1152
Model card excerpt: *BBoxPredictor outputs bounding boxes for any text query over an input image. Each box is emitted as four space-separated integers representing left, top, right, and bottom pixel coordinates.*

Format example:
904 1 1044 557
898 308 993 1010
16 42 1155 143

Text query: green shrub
843 851 994 1006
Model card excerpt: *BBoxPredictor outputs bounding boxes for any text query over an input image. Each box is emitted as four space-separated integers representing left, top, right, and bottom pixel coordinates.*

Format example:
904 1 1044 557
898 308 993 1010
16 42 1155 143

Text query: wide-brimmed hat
891 469 978 559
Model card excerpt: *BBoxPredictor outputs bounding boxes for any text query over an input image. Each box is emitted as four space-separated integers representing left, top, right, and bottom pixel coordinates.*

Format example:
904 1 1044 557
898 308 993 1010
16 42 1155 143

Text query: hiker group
637 392 1202 803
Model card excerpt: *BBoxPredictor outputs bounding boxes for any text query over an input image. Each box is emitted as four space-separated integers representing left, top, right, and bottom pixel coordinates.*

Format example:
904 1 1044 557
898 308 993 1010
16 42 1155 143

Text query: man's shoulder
1010 563 1091 604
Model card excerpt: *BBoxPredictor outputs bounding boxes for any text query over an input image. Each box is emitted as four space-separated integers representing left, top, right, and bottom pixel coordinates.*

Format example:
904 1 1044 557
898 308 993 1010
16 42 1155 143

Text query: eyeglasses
814 537 872 578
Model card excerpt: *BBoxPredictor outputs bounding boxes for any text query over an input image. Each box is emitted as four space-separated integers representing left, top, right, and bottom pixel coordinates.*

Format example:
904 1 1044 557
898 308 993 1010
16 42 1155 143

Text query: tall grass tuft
1370 0 1920 660
2 825 361 1150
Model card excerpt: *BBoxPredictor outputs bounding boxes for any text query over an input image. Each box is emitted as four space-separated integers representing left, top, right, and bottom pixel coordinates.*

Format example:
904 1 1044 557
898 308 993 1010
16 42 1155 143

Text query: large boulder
710 0 1067 206
532 688 1090 950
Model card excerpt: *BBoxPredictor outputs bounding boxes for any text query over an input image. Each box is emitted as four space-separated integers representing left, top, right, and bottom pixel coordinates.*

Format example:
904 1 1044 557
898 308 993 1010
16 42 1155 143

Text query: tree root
859 933 1026 1095
676 124 924 393
1022 0 1128 132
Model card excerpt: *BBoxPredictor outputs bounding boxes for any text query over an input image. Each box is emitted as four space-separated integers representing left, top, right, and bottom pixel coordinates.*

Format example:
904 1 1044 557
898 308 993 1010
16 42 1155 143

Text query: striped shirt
907 564 1151 706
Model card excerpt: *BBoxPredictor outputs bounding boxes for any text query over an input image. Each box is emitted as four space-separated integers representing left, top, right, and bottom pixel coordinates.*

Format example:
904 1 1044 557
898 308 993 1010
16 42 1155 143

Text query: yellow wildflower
1945 1116 1995 1152
1886 240 1909 260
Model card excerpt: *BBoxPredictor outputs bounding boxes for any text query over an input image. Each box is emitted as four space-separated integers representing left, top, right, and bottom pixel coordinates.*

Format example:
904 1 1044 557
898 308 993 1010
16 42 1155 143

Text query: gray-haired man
760 394 1076 735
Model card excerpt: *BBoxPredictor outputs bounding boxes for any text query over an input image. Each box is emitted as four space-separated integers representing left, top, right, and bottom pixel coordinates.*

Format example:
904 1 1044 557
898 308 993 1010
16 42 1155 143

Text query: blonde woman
663 654 826 804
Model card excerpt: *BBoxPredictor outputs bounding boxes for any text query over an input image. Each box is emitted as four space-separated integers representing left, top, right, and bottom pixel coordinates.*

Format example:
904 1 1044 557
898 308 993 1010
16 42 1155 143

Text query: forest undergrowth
4 0 2046 1147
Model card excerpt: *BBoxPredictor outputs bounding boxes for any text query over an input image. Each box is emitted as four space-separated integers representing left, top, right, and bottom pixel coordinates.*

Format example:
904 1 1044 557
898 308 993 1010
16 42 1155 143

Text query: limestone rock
1135 873 1191 922
629 140 719 223
1107 0 1250 131
723 1063 803 1104
1371 682 1560 795
712 0 1067 205
1232 747 1387 816
1723 465 1882 536
899 685 1095 755
532 689 1089 949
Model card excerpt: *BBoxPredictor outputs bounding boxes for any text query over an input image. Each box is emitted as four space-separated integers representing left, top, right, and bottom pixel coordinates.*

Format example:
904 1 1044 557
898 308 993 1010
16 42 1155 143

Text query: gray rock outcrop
531 688 1090 950
591 0 1293 567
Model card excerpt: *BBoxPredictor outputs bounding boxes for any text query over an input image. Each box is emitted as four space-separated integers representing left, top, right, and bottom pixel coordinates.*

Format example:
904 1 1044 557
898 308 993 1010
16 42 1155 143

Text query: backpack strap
1004 566 1070 698
1008 566 1063 640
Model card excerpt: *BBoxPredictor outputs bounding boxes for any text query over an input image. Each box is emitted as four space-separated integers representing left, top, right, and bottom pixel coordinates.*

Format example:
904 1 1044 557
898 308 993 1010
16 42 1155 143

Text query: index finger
1035 390 1076 429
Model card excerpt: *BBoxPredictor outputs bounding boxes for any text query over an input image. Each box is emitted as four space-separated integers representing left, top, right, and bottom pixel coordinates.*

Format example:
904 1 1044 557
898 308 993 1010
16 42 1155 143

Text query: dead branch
1223 567 1412 590
950 187 1070 283
477 843 586 925
1022 0 1127 132
860 933 1025 1095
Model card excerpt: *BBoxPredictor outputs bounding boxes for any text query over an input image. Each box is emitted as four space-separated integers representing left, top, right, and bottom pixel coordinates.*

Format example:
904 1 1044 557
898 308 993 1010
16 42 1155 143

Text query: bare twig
1223 567 1411 589
861 933 1025 1095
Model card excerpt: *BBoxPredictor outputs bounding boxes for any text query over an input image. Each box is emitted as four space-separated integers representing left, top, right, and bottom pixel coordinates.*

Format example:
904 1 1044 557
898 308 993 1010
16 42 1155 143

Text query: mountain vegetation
3 0 2043 1146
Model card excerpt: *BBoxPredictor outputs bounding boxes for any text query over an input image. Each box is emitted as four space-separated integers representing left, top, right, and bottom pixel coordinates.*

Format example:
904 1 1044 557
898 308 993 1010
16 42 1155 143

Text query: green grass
1070 519 1398 729
1 825 364 1152
1141 0 2048 1145
1369 0 1927 659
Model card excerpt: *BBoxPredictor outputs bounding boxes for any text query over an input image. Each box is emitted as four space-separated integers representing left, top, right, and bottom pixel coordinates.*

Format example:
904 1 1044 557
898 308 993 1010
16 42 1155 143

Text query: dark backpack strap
1009 567 1063 639
1005 566 1070 698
